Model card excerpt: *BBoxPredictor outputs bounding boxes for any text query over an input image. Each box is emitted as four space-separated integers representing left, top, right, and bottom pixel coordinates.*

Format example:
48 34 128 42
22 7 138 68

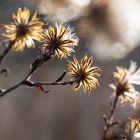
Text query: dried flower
67 55 100 93
130 118 140 133
3 7 44 51
110 61 140 108
41 23 79 58
125 118 140 139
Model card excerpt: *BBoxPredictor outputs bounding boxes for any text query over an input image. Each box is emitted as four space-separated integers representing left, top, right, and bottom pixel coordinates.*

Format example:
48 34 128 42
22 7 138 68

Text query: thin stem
0 55 50 97
33 80 75 86
0 79 75 97
0 51 74 97
0 82 23 97
0 41 14 64
109 95 118 120
103 95 119 140
0 47 56 97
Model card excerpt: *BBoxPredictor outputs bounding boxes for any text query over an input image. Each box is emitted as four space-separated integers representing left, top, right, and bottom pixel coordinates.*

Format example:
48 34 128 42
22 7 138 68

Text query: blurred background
0 0 140 139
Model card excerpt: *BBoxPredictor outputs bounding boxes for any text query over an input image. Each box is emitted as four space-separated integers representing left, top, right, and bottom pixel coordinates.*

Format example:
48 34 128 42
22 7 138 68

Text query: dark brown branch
0 82 23 97
0 51 75 97
0 42 62 97
0 41 14 64
103 95 119 140
0 51 53 97
27 80 75 86
0 78 75 97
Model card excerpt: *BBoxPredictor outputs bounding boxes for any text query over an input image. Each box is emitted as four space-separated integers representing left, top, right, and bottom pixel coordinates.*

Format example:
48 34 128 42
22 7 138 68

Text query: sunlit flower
110 61 140 108
41 23 79 58
67 55 100 93
3 7 44 51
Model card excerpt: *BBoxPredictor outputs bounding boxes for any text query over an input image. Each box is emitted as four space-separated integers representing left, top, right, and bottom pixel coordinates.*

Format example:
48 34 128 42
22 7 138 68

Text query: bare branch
0 41 14 64
102 95 119 140
0 56 75 97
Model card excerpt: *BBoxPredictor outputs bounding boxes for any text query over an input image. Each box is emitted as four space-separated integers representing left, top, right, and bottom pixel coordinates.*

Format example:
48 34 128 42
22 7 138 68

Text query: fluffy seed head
41 23 79 58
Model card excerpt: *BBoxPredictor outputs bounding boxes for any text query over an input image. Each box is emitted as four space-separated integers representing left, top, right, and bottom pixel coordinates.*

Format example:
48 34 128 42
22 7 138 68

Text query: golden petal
12 14 19 25
73 56 79 65
58 26 67 40
2 33 16 40
61 39 74 45
88 67 100 73
32 12 37 21
22 7 30 23
17 8 22 23
72 83 81 91
82 81 87 92
4 24 16 30
81 54 88 66
13 39 25 51
87 56 93 68
31 33 41 40
25 36 35 48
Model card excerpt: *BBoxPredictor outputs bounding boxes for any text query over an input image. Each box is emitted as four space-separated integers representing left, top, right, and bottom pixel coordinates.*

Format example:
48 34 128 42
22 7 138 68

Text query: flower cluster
1 6 140 140
2 7 140 104
2 7 100 94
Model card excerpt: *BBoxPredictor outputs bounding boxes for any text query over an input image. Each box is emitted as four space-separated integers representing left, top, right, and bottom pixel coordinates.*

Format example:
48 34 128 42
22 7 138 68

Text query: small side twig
55 71 66 82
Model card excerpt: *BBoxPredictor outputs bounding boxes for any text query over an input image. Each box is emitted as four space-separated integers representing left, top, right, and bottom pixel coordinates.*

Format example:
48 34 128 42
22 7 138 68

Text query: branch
25 80 75 86
0 41 14 64
102 95 119 140
0 75 75 97
0 50 53 97
55 71 66 82
0 52 75 98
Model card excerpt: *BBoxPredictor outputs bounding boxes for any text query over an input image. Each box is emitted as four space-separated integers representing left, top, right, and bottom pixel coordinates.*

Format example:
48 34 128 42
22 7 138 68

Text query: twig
0 77 75 97
55 71 66 82
0 43 63 97
0 82 23 97
103 95 119 139
109 96 118 120
25 80 75 86
0 52 75 97
0 41 14 64
0 49 51 96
